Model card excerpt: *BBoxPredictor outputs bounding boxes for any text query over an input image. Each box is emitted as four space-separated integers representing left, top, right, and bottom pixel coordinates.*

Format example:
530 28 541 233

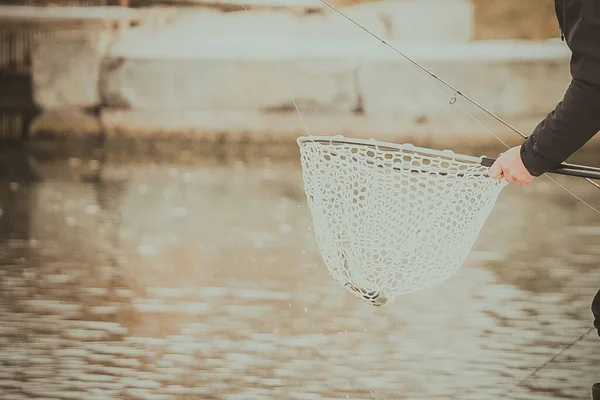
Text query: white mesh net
298 135 507 306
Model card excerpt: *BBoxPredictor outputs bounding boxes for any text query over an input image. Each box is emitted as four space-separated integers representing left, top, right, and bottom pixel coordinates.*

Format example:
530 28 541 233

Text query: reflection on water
0 143 599 400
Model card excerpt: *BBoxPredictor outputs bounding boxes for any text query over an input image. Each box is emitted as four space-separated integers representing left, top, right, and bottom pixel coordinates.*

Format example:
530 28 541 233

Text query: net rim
297 135 485 166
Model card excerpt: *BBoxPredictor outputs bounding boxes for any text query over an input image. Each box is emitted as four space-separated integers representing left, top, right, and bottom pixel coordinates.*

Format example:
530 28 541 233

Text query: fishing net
298 135 507 306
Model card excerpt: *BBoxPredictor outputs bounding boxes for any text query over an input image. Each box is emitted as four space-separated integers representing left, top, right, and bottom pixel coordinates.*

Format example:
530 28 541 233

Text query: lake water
0 141 599 400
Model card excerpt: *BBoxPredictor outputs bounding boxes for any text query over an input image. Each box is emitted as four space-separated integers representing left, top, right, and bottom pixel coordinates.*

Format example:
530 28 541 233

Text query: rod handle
480 157 600 181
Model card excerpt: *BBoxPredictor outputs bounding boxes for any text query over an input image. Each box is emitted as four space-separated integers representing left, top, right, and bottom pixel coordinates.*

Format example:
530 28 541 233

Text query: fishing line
494 327 595 400
241 3 313 137
546 174 600 214
240 2 599 397
321 0 600 207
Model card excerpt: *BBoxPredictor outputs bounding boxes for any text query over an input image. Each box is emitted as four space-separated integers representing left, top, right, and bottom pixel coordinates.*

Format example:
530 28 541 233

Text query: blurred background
1 1 600 399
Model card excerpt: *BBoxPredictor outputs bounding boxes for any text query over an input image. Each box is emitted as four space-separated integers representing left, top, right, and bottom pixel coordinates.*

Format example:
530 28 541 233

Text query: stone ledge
29 108 103 138
106 34 570 63
99 108 560 148
32 30 114 109
104 0 474 63
96 40 572 120
358 55 571 118
99 57 360 112
166 0 326 13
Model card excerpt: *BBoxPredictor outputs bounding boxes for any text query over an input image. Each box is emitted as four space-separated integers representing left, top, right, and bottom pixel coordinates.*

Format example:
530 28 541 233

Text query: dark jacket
520 0 600 176
594 287 600 337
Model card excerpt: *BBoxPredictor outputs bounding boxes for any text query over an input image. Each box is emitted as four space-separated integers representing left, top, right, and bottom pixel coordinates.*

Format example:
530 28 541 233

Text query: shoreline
2 2 596 153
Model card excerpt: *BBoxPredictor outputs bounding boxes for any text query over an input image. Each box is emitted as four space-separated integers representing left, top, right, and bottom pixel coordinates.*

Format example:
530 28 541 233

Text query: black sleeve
593 287 600 337
520 80 600 176
520 1 600 176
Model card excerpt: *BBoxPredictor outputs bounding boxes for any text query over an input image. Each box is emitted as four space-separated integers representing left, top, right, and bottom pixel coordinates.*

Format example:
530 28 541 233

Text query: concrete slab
107 26 569 61
0 5 141 29
173 0 325 13
32 30 113 108
100 57 360 112
99 36 571 115
358 52 571 118
327 0 474 43
103 0 474 61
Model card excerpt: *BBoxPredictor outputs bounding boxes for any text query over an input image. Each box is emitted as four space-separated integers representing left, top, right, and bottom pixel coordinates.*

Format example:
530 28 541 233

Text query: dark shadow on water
0 144 40 242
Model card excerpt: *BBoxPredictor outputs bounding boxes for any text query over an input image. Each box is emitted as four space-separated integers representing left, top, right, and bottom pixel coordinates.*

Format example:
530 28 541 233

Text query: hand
488 145 535 187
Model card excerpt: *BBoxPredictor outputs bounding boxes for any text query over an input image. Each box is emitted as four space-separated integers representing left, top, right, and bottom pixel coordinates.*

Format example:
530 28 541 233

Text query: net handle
481 157 600 180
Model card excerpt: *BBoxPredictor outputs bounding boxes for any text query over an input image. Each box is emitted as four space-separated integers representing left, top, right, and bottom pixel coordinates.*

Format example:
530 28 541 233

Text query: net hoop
297 135 507 306
297 135 485 165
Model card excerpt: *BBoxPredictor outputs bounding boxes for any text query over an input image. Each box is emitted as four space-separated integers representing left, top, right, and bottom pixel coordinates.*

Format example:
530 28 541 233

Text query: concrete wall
27 0 578 147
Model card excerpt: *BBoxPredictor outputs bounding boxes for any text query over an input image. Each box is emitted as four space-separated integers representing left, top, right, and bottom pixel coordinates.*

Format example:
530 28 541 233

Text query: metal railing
0 0 130 141
0 0 128 73
0 28 32 75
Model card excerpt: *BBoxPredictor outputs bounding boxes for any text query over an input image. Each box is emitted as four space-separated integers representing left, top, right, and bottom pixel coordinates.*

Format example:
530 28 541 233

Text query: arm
520 0 600 176
520 77 600 176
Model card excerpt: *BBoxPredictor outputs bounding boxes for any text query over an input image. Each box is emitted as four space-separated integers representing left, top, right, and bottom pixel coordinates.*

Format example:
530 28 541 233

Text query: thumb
488 160 504 179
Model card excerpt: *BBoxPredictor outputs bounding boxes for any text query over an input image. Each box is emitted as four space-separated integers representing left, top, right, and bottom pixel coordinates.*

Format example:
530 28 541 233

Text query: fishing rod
317 0 600 192
300 136 600 181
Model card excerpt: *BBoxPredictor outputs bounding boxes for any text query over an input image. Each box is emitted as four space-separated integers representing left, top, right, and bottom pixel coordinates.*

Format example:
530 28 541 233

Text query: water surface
0 143 599 400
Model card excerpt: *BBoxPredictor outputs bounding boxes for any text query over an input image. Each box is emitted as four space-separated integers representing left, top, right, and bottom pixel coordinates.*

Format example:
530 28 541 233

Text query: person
488 0 600 188
488 1 600 396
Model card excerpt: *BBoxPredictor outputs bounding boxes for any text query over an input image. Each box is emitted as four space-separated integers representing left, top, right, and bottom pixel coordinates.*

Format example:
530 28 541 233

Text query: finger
488 162 504 179
490 170 503 179
490 169 504 179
